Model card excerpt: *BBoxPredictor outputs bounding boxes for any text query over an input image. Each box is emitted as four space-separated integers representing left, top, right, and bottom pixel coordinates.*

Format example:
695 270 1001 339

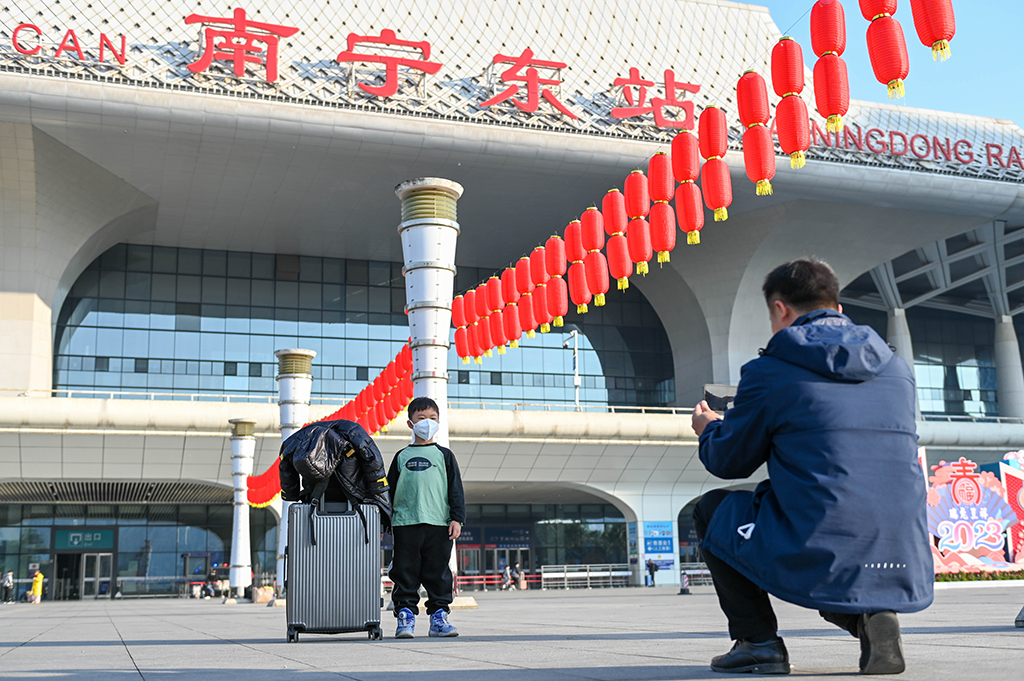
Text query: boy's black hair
407 396 440 418
762 258 840 313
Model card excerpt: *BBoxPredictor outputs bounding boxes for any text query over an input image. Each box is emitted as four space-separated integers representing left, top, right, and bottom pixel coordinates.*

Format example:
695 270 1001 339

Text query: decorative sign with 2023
926 455 1024 574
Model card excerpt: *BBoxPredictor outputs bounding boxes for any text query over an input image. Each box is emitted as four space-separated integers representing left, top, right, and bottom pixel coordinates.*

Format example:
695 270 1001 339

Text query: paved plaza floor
1 584 1022 680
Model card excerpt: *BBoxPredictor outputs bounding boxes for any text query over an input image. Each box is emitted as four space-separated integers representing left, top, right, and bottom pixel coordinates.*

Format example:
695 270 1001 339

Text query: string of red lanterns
860 0 910 99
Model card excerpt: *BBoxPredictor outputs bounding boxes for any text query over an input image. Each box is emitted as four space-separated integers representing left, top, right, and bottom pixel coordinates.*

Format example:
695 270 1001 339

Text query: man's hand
692 400 722 437
448 521 462 540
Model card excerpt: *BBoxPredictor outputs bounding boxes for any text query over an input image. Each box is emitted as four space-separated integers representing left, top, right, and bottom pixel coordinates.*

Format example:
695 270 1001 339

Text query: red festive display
627 217 653 276
624 170 650 219
675 179 704 245
811 0 851 132
564 220 586 263
602 189 628 236
546 275 569 326
650 200 677 263
476 283 492 357
515 256 534 295
698 106 732 222
501 267 520 305
861 0 910 99
581 207 605 252
568 261 592 314
487 276 506 353
452 294 466 330
545 235 567 277
607 234 632 290
671 131 700 183
772 37 810 169
737 71 773 196
489 304 506 351
533 278 553 330
909 0 954 61
503 302 522 345
454 326 469 365
515 257 536 337
531 247 552 332
463 288 478 326
648 153 674 203
584 251 610 306
701 159 733 223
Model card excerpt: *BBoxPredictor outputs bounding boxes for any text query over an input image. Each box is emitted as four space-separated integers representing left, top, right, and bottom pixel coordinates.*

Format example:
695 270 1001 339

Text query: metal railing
114 576 192 598
540 563 632 589
679 562 713 587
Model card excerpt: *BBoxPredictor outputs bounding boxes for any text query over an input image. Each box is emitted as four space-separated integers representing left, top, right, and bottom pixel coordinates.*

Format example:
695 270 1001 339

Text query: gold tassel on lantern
755 179 773 196
636 262 649 276
462 356 469 365
790 151 806 169
617 277 629 290
594 293 605 306
714 207 728 222
887 79 905 99
553 316 563 327
527 329 535 338
687 232 700 245
577 303 588 314
657 251 670 264
826 115 843 133
540 323 551 333
485 349 492 358
474 356 482 364
497 345 506 354
510 340 519 348
932 40 950 61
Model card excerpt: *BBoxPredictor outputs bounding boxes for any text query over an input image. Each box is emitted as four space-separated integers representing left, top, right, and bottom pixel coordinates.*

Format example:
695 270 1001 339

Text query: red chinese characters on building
185 7 299 83
949 457 983 505
336 29 442 98
480 48 577 119
612 68 701 129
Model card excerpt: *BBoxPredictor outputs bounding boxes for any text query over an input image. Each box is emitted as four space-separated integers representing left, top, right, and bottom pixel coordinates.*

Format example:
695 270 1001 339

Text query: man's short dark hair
762 258 840 312
407 396 439 418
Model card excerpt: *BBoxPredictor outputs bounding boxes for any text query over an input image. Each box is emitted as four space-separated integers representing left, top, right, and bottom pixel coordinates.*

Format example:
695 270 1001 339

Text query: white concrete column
228 418 256 597
395 178 463 448
274 348 316 592
995 316 1024 418
887 308 920 416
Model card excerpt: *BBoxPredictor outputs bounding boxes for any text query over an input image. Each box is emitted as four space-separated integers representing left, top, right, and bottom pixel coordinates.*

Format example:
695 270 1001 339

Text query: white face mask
412 418 440 442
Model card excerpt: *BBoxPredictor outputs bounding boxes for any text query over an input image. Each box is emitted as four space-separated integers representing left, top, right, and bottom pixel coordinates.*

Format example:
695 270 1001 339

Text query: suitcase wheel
369 627 383 641
287 630 298 643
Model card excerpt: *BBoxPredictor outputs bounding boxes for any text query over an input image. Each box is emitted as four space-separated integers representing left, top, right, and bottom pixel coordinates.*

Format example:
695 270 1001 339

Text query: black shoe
710 638 791 674
858 612 905 675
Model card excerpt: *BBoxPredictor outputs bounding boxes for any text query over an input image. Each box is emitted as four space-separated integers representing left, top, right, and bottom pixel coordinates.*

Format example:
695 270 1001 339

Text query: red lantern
501 267 520 305
607 234 632 290
584 251 610 306
772 37 805 96
861 1 910 99
624 170 650 219
489 307 507 352
627 217 653 276
515 257 534 295
671 131 700 183
463 289 478 326
534 281 553 331
530 247 549 289
547 275 569 327
743 125 775 197
503 303 522 346
813 53 850 132
385 361 397 388
650 201 676 263
518 291 536 337
486 276 504 315
564 220 585 263
355 390 368 416
477 313 492 356
401 377 414 402
909 0 954 61
341 402 357 423
675 181 704 245
545 235 567 277
737 71 770 128
698 106 728 160
568 261 592 314
452 295 466 330
581 207 605 252
811 0 847 56
455 326 470 364
375 401 388 433
602 189 628 237
648 153 674 203
372 375 384 402
776 94 810 169
475 283 489 321
701 159 732 222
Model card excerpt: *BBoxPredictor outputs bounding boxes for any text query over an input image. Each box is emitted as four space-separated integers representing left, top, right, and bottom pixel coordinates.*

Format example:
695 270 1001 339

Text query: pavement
1 584 1023 680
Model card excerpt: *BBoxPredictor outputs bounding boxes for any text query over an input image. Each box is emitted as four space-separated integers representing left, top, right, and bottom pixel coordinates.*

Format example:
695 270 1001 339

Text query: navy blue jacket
699 309 933 614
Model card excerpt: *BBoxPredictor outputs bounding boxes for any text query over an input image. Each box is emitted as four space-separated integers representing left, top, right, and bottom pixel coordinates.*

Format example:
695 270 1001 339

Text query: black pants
2 585 12 602
694 490 859 642
389 524 453 617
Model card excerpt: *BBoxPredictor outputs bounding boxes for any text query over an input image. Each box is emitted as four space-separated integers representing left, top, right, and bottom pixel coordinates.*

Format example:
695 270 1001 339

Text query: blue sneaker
428 609 459 637
395 608 415 638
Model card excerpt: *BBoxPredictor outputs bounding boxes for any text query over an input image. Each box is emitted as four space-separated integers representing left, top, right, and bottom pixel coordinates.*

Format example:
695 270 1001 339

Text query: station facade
2 0 1024 596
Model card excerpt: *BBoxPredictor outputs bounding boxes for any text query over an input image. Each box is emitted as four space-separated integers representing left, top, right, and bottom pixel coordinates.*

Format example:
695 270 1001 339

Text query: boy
387 396 465 638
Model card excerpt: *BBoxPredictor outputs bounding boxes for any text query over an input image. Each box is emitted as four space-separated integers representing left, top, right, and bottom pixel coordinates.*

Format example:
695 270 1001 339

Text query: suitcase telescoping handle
308 496 360 547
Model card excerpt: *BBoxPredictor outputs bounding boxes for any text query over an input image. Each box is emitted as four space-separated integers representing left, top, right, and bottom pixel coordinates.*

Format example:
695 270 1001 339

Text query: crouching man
692 258 933 675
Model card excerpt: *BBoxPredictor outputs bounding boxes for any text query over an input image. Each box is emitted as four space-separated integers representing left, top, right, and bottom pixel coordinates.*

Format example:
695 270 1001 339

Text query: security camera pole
563 329 580 411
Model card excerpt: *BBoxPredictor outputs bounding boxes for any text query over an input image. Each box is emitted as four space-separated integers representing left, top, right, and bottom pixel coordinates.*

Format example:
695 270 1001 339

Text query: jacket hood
763 309 894 382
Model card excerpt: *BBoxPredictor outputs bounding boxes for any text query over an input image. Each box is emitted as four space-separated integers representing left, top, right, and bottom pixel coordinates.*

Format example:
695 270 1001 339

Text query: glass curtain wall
54 244 675 407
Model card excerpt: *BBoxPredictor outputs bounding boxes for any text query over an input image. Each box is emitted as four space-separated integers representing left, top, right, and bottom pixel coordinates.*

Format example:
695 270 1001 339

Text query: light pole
562 329 580 411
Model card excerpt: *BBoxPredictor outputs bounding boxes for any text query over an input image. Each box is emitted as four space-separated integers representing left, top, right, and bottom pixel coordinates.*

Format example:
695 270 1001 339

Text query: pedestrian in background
2 570 13 603
646 558 658 587
30 569 44 604
691 258 932 675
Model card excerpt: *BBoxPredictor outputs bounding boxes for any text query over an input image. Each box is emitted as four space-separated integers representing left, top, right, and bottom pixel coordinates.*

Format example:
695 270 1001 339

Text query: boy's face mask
412 418 440 442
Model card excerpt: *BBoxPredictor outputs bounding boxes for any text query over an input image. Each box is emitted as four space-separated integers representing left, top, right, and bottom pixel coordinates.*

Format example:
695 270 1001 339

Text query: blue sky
757 0 1023 126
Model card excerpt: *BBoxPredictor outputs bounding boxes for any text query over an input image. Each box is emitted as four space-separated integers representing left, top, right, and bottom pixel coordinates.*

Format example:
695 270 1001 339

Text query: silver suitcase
285 499 383 642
